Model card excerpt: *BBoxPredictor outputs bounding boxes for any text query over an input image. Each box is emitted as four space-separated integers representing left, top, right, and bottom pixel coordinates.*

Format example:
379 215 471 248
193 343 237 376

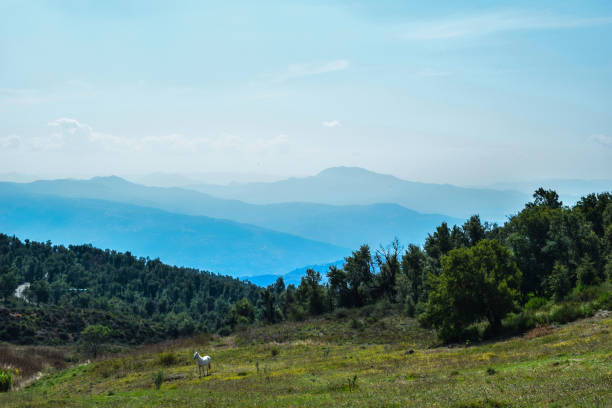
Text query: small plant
237 371 247 376
270 347 279 357
347 374 358 392
0 369 13 392
152 370 164 390
486 367 496 376
255 361 259 374
159 352 178 366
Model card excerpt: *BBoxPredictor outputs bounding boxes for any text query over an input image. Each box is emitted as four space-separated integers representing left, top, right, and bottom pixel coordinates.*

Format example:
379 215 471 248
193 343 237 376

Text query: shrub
570 285 601 302
502 311 535 334
334 308 349 319
347 374 358 391
158 352 178 366
81 324 111 358
548 303 583 324
270 347 279 357
152 370 164 390
595 290 612 309
0 369 13 392
525 296 547 311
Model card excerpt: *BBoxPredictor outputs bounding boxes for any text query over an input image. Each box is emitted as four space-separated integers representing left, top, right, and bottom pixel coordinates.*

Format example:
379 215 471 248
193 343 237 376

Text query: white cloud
398 12 612 40
0 134 21 149
590 134 612 148
274 59 349 82
39 118 291 155
322 120 340 128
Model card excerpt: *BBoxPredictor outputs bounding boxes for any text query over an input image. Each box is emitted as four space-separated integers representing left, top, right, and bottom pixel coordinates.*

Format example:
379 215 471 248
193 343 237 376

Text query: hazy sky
1 0 611 185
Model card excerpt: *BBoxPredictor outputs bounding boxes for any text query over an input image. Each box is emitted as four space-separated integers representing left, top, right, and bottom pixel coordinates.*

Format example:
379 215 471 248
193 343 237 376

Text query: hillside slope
2 311 610 407
0 192 349 277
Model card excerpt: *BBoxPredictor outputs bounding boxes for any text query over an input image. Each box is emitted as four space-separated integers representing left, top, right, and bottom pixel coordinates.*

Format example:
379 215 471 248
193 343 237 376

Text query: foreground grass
2 311 611 407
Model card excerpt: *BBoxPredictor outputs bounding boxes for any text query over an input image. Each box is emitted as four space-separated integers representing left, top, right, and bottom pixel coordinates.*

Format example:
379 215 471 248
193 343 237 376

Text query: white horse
193 351 211 377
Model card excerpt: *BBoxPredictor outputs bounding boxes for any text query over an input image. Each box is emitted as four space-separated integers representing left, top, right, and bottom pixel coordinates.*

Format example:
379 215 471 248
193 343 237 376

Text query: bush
334 308 349 319
158 352 178 366
152 370 164 390
350 318 363 330
81 324 111 357
525 296 547 311
570 285 601 302
548 303 583 324
502 311 535 334
595 290 612 309
0 369 12 392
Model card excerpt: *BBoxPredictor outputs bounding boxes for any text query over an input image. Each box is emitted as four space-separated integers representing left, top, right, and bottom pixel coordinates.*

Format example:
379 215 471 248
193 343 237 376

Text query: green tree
423 239 521 341
297 269 326 315
424 222 453 262
81 324 111 357
0 266 19 300
400 244 427 305
27 280 50 304
327 265 351 308
230 297 255 326
375 239 402 301
343 245 374 307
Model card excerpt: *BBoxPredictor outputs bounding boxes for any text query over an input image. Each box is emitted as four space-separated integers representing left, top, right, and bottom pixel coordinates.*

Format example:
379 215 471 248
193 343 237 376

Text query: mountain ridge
0 190 349 277
0 175 461 249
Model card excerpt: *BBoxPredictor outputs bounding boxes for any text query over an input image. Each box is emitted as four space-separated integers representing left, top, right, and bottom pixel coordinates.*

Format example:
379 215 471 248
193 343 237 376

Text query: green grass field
2 309 611 407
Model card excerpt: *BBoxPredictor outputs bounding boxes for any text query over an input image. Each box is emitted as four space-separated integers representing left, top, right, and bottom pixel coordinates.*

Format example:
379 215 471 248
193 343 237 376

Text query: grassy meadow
1 308 611 408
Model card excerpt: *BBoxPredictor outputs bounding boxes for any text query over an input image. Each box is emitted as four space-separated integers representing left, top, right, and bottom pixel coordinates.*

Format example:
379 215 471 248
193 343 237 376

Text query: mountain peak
316 167 381 178
88 175 133 186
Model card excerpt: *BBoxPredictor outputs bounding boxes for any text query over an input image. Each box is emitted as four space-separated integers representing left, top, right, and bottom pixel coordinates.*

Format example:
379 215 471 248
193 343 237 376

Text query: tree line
240 189 612 341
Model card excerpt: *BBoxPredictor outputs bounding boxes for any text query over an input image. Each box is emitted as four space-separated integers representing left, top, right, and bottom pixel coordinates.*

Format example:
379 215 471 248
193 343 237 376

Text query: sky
1 0 611 185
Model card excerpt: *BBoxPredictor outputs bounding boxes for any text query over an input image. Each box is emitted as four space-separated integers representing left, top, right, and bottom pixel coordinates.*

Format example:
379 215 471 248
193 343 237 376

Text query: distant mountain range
7 166 598 281
487 179 612 205
0 190 349 277
0 175 461 249
184 167 530 221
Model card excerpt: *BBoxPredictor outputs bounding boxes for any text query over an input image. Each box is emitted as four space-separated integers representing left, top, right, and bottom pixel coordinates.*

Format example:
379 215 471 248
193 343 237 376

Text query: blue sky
1 0 611 184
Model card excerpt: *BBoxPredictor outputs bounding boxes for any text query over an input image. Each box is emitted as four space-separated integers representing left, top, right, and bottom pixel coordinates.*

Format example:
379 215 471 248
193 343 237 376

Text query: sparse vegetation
0 311 609 406
152 370 164 390
0 369 12 392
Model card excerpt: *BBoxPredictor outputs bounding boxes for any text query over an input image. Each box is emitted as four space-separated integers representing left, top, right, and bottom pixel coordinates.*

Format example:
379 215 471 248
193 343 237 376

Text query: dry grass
523 325 555 339
1 313 611 407
0 344 74 388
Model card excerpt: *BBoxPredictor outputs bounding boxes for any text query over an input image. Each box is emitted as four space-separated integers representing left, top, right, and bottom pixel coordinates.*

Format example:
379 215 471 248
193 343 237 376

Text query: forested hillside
240 189 612 342
0 237 261 344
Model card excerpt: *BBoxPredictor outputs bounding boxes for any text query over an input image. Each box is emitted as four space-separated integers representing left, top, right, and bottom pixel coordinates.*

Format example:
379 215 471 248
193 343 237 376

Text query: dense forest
1 188 611 345
0 239 260 344
237 189 612 342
